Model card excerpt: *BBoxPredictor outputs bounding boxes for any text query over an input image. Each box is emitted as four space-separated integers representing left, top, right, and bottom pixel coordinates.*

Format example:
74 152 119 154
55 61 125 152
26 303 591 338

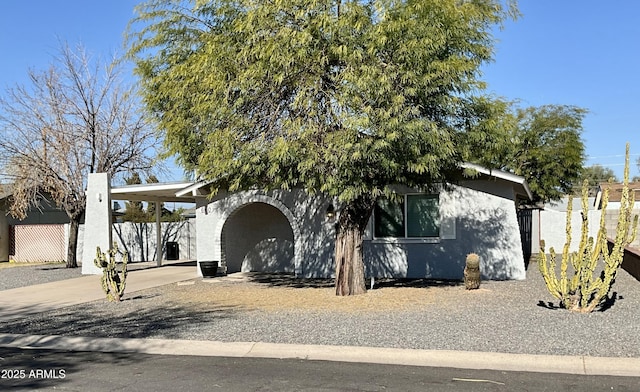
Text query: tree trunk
335 195 375 296
66 215 82 268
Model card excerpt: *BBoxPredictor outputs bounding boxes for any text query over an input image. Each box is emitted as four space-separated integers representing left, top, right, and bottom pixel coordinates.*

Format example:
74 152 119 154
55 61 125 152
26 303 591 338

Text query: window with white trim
373 194 440 238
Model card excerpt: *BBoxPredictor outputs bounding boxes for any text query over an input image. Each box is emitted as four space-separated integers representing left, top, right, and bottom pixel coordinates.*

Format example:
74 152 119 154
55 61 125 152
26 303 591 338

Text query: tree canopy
578 164 618 196
127 0 517 294
128 0 517 199
479 104 587 205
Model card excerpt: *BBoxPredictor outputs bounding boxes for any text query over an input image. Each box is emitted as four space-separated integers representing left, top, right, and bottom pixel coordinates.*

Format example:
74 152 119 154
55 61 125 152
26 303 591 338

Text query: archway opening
221 202 294 273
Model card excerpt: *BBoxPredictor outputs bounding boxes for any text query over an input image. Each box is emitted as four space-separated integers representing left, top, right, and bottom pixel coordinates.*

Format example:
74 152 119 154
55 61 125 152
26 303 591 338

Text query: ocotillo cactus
464 253 481 290
539 144 638 312
94 245 128 302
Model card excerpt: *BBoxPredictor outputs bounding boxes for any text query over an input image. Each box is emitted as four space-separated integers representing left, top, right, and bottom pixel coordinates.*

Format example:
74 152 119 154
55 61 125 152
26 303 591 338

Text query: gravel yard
1 261 639 358
0 261 159 291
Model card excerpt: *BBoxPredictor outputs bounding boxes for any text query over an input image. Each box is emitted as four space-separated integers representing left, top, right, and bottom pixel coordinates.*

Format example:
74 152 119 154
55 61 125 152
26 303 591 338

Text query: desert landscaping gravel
0 261 155 291
1 262 639 359
0 263 82 291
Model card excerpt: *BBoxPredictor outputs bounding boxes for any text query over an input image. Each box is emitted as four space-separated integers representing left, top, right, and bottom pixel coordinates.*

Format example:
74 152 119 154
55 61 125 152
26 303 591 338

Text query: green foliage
538 144 637 313
121 172 185 223
122 173 148 223
478 104 587 205
578 164 618 196
94 245 128 302
127 0 516 203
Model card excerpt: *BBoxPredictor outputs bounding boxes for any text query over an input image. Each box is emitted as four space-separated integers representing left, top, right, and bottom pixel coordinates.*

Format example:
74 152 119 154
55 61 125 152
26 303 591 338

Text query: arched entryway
221 202 295 273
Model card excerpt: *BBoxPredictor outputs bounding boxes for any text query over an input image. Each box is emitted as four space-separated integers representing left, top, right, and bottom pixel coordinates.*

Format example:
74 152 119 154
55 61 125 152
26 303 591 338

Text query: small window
374 198 404 237
373 194 440 238
406 194 439 237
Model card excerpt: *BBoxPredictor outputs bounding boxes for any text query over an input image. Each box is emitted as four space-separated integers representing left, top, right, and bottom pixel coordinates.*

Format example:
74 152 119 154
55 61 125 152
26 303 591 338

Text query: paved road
1 347 638 392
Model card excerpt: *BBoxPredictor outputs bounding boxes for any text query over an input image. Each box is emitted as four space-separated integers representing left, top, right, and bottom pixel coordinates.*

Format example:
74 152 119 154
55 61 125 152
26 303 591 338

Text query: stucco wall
222 202 294 273
196 189 335 277
111 220 196 262
196 184 526 281
29 220 195 265
538 209 602 253
363 184 526 280
604 209 640 249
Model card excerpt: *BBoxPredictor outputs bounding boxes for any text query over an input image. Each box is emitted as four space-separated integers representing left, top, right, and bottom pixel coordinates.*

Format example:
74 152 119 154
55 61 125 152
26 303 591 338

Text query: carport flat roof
110 181 198 203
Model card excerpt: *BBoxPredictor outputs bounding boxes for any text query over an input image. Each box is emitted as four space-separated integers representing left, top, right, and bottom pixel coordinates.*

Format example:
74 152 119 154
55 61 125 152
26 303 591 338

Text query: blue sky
1 1 639 181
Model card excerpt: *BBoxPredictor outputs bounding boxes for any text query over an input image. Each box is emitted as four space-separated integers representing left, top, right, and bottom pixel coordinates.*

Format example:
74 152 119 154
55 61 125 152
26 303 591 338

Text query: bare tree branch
0 42 159 267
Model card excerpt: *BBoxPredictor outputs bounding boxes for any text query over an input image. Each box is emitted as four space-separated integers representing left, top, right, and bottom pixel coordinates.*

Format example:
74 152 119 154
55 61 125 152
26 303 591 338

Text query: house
0 189 71 263
84 164 532 281
595 181 640 249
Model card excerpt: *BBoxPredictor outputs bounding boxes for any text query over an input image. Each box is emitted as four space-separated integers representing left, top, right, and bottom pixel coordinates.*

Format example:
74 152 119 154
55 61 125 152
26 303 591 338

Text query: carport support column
82 173 112 275
155 201 162 267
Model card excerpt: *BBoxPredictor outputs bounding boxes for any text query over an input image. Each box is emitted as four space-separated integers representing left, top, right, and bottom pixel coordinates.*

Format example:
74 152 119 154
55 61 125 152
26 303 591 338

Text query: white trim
111 182 193 194
175 181 209 197
110 182 197 202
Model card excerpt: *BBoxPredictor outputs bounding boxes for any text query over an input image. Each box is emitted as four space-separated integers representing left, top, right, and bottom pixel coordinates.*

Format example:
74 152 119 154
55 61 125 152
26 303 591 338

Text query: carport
81 173 202 274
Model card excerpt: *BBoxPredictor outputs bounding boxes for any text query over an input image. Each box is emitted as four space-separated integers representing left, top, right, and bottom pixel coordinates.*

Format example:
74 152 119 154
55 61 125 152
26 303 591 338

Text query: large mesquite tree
127 0 517 295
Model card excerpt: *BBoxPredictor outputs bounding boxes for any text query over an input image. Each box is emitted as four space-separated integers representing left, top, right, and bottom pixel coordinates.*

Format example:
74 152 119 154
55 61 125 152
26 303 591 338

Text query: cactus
539 144 638 313
94 245 128 302
464 253 481 290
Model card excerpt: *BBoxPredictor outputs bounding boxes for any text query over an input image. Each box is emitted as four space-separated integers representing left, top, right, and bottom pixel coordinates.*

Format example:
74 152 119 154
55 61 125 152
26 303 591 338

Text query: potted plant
199 260 219 278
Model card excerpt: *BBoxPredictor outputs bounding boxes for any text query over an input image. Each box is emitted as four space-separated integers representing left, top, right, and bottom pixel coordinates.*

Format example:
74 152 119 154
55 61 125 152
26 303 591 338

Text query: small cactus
464 253 481 290
94 245 128 302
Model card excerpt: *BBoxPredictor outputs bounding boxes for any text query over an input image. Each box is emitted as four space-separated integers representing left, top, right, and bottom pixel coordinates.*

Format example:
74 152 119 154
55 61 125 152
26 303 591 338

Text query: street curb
1 333 638 377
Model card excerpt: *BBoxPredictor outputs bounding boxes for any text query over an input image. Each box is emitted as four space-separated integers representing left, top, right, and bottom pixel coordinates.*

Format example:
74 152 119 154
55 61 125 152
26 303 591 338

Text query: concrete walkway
0 263 196 322
1 265 639 377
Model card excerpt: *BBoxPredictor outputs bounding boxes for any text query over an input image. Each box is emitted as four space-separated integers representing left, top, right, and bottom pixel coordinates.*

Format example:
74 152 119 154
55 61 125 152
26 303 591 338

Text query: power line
586 154 640 160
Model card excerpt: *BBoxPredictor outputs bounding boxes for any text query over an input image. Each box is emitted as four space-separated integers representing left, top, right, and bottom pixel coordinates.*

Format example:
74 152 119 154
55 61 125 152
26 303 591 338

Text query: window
374 198 405 237
373 194 440 238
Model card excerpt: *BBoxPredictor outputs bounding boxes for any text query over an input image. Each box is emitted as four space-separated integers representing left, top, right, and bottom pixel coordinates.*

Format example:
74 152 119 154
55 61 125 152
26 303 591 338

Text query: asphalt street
1 347 639 392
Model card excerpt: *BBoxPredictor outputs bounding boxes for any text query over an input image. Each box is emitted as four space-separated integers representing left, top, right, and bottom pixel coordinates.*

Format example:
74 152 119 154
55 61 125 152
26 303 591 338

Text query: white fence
531 209 640 255
76 219 196 264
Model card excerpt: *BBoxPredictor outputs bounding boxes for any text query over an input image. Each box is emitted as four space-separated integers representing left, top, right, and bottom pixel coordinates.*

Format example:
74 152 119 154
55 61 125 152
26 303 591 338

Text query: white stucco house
82 164 532 280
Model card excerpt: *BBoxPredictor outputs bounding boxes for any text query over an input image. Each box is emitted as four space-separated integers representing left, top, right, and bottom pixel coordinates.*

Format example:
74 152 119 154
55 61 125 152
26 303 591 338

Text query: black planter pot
199 261 219 278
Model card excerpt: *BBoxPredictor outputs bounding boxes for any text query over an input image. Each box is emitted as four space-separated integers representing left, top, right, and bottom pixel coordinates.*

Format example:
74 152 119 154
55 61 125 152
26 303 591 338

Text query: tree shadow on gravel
246 273 463 289
373 278 462 289
0 302 240 339
248 273 334 288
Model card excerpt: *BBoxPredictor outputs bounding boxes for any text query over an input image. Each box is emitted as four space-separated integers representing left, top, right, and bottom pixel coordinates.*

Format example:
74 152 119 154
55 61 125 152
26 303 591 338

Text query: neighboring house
594 181 640 210
90 164 532 280
0 190 70 263
595 182 640 249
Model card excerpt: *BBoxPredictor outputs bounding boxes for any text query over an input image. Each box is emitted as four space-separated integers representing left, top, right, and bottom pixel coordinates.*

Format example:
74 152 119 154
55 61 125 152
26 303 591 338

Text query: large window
374 194 440 238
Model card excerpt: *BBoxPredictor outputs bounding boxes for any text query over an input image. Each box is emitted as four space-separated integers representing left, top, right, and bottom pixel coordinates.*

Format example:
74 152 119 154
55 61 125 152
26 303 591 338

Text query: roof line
460 162 533 200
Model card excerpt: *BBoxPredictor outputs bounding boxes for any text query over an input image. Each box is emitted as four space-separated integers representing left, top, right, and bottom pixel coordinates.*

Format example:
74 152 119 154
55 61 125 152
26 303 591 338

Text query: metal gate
516 208 533 269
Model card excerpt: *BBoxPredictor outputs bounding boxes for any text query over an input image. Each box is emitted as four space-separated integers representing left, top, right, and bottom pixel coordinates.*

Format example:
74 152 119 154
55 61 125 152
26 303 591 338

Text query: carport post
155 201 162 267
